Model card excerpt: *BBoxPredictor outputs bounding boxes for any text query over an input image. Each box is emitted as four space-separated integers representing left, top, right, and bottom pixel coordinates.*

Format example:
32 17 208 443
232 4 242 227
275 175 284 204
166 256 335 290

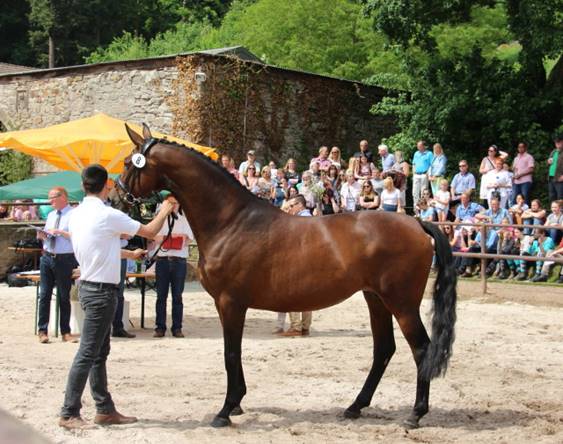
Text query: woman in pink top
511 141 534 205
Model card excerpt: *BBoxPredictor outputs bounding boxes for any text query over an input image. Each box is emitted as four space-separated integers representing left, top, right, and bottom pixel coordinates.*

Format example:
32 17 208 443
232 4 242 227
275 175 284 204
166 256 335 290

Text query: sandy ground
0 280 562 444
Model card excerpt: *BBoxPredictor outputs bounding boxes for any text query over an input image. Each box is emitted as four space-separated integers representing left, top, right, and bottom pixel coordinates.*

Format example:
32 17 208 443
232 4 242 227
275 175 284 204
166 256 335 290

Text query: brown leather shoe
280 328 303 337
94 411 138 426
153 330 165 338
172 330 185 338
62 333 78 343
58 416 94 429
38 332 49 344
301 329 310 336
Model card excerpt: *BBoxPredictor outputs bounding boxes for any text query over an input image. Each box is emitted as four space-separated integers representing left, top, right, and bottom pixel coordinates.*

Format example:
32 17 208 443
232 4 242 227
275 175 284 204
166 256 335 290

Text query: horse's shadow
131 405 550 432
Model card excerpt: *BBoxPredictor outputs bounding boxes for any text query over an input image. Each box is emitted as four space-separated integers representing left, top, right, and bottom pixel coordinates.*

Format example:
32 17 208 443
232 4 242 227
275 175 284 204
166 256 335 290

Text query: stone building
0 46 395 171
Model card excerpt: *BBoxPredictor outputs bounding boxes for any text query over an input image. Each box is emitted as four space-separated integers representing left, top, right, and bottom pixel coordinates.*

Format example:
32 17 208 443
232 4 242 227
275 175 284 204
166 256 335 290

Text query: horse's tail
418 220 458 381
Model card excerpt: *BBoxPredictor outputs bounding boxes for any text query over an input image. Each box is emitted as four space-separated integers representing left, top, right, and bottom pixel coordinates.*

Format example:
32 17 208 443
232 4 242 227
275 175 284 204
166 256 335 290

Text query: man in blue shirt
411 140 433 203
450 160 476 205
36 187 77 344
378 144 395 172
475 197 511 227
455 192 483 223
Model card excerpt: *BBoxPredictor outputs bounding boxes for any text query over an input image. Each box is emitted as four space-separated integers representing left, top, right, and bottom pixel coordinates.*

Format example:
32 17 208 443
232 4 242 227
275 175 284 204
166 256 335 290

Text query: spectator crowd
220 135 563 284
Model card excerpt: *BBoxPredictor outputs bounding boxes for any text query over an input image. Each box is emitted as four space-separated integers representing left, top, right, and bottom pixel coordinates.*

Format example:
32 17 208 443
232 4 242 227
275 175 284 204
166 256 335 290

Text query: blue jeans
523 217 543 235
37 253 75 334
382 203 398 212
155 258 186 332
112 259 128 332
511 181 532 205
61 281 118 417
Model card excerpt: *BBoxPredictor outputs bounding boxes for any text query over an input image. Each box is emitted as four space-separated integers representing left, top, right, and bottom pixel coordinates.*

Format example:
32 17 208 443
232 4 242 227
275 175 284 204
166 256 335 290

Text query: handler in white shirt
59 164 174 430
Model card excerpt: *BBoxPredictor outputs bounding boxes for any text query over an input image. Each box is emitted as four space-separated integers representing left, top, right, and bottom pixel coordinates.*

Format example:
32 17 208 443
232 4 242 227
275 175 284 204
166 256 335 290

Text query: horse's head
118 123 166 204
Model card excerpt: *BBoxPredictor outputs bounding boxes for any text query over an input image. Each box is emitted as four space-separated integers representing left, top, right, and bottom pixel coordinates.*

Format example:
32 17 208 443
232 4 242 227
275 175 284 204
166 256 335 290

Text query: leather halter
117 138 159 204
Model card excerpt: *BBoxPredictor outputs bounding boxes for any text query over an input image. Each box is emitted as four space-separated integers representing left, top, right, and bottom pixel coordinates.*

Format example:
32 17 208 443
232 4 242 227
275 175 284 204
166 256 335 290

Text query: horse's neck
155 147 261 250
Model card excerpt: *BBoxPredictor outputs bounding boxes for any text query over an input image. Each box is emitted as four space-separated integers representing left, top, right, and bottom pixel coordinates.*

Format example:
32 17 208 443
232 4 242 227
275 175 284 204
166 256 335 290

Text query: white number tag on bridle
132 153 146 168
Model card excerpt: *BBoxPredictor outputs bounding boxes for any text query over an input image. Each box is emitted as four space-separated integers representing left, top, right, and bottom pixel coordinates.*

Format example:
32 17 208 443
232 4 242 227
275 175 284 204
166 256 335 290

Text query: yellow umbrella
0 113 218 173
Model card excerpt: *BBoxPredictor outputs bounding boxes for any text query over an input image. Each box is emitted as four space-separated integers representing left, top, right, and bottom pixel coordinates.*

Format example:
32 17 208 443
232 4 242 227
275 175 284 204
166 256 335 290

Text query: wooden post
480 224 487 294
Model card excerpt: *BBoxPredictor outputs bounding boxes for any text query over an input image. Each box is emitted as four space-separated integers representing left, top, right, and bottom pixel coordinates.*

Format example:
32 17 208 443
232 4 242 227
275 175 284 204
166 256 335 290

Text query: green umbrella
0 171 85 201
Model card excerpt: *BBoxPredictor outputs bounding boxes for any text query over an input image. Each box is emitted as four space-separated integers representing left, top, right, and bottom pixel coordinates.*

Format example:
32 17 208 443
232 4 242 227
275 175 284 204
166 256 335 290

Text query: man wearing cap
58 164 174 430
36 186 77 344
238 150 261 176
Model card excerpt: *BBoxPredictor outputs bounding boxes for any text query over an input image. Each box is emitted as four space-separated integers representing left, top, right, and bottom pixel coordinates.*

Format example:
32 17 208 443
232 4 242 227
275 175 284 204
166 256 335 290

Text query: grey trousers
60 282 118 418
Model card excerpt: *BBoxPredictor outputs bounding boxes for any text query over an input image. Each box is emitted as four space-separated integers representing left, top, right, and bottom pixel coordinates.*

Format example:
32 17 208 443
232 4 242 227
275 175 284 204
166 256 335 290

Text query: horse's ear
142 123 152 140
125 124 143 147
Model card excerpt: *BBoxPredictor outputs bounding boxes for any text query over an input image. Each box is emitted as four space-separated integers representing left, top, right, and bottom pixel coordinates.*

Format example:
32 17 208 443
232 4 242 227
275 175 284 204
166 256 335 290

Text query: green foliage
0 151 33 186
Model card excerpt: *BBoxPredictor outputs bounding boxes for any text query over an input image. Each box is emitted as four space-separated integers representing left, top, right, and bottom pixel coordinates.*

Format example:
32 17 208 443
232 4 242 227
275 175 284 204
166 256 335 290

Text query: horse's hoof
343 408 361 419
403 417 420 430
231 405 244 416
211 416 231 428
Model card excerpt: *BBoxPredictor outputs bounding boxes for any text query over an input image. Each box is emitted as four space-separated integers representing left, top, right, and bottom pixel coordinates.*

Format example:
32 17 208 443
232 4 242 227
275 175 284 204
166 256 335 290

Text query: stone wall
0 53 395 170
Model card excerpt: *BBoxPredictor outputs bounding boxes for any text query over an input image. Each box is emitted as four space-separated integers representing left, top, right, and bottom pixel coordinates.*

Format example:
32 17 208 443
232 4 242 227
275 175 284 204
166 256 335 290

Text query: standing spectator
508 194 529 225
310 146 332 172
389 150 410 206
354 139 373 163
36 187 76 344
272 170 288 208
268 161 278 178
411 140 433 204
220 154 239 180
328 146 346 170
297 171 319 210
283 158 300 186
256 166 275 200
326 164 340 190
314 188 340 215
371 167 385 197
511 142 535 205
354 153 376 182
339 171 361 212
522 199 546 235
281 195 313 337
281 186 299 212
547 134 563 201
428 143 447 197
238 150 261 176
9 200 37 221
450 160 476 205
484 158 512 208
380 177 402 212
378 144 395 172
479 144 508 206
545 200 563 244
358 181 379 210
153 194 194 338
239 165 259 193
432 179 451 222
0 204 8 219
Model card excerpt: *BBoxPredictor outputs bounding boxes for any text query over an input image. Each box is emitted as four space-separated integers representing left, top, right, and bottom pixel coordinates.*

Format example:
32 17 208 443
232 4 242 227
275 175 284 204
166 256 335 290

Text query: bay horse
118 124 457 429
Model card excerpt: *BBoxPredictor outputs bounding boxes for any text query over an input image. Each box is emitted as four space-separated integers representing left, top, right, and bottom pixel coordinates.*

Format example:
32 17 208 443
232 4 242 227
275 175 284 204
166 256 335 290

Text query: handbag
161 236 184 250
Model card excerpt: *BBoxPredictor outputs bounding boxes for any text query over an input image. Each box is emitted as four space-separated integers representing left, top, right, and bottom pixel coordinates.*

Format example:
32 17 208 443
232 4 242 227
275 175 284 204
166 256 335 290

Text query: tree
0 151 33 186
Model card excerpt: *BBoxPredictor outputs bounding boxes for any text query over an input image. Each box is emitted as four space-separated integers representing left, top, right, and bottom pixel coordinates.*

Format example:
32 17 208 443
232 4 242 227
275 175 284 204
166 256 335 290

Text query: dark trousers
511 181 532 205
460 245 496 270
61 282 118 418
37 253 75 334
112 259 128 332
155 258 186 332
548 178 563 202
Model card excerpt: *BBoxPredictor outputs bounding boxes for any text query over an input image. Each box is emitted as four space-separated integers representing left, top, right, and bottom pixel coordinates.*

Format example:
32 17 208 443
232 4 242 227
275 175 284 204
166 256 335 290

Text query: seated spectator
458 226 499 277
310 146 332 172
380 177 402 212
272 170 288 208
9 200 37 221
283 158 300 185
347 156 359 177
354 153 376 182
450 160 476 205
540 238 563 284
522 199 546 235
239 164 260 193
328 146 346 170
358 181 379 211
508 194 529 225
432 179 451 222
220 154 240 180
326 164 341 191
340 171 361 212
449 224 469 271
268 161 278 178
256 166 274 200
545 200 563 244
524 229 556 282
296 172 319 210
417 198 436 221
238 150 261 176
314 188 340 216
475 197 511 227
281 185 299 212
0 204 9 219
308 161 322 182
455 192 483 223
498 227 524 279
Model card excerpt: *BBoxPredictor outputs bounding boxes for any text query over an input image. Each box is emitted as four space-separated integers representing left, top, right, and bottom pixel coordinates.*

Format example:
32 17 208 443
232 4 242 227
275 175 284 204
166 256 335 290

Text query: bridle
115 136 179 268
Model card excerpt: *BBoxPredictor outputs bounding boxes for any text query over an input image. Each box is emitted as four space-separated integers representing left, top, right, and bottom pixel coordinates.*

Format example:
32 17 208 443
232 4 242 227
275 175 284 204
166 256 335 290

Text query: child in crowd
432 179 451 222
516 229 554 281
417 198 436 221
508 194 529 225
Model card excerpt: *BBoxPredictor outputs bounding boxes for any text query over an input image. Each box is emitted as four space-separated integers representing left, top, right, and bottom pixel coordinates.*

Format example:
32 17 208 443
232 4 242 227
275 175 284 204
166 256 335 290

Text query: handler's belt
156 256 186 261
80 280 119 290
43 251 74 258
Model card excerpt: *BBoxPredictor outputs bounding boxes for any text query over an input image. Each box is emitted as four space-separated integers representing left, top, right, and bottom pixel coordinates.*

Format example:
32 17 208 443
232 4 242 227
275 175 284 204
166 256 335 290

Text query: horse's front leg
211 296 247 428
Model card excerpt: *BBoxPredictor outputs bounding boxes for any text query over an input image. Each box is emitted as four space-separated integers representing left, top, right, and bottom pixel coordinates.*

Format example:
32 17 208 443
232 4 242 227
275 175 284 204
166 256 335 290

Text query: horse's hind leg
395 311 431 429
344 291 395 419
211 297 248 427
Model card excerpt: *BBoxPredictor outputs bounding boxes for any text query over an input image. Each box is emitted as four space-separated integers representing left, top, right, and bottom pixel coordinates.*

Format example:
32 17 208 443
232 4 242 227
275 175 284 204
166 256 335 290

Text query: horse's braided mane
152 137 264 199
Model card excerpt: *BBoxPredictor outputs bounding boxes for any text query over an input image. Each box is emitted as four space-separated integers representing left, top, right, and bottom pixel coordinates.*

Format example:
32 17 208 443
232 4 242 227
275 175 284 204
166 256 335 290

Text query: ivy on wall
0 150 33 186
